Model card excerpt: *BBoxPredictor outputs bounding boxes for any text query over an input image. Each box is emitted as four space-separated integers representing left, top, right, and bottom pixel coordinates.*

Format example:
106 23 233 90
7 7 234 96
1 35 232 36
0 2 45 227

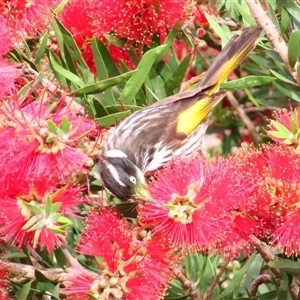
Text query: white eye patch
105 149 128 159
107 164 126 187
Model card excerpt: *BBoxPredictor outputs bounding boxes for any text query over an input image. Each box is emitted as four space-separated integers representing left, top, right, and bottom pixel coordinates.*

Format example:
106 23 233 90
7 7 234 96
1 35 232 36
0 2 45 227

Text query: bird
99 25 262 202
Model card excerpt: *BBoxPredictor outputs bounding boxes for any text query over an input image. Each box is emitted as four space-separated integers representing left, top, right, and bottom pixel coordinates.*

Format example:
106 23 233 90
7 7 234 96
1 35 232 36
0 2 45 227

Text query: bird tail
198 25 262 95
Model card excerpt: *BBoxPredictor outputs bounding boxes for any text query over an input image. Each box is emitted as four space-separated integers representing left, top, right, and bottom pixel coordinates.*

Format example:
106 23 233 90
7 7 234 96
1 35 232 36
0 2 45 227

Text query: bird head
99 150 150 202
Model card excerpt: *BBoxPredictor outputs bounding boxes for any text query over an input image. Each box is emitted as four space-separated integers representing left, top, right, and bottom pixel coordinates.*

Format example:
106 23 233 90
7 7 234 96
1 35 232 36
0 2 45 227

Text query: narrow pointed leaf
221 76 276 90
280 7 290 35
71 70 136 96
96 111 132 127
48 50 85 87
269 120 292 135
120 45 168 104
60 116 71 132
288 30 300 68
35 31 49 64
22 216 39 231
165 54 190 96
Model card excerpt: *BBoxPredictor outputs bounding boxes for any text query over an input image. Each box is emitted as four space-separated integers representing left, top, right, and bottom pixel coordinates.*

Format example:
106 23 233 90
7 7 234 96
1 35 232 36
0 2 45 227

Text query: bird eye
129 176 137 184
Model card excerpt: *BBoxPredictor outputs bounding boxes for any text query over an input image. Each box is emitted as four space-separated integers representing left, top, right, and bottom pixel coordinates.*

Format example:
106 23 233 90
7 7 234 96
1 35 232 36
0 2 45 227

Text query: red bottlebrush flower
0 89 97 183
266 106 300 148
64 208 176 300
0 176 84 253
90 0 188 46
0 59 22 99
250 145 300 256
106 43 136 70
138 156 260 256
0 0 58 37
0 264 10 300
194 5 209 27
0 16 13 56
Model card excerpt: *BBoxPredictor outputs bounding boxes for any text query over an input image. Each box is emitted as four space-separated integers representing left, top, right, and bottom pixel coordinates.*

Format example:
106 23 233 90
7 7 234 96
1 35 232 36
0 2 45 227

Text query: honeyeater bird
99 25 262 202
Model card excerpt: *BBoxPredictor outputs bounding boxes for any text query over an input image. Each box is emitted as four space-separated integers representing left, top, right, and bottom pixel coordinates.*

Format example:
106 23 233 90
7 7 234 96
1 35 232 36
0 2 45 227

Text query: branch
6 262 68 282
172 266 201 300
245 0 300 85
251 236 280 278
251 236 299 300
226 91 261 144
250 274 274 296
203 259 229 300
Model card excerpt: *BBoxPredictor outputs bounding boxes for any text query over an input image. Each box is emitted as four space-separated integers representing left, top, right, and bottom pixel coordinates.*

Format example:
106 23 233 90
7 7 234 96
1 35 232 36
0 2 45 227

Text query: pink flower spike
267 106 300 148
0 264 10 300
90 0 188 46
0 16 13 56
138 156 259 254
0 59 22 99
1 0 58 37
0 177 84 253
65 208 176 300
0 90 97 183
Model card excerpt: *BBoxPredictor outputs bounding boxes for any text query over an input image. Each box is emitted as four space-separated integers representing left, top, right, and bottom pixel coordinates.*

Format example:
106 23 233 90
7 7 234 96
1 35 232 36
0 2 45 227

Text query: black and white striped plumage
99 26 262 201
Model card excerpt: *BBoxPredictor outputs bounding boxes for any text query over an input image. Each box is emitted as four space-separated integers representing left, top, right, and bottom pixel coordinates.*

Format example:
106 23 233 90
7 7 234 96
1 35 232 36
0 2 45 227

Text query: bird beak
133 183 152 203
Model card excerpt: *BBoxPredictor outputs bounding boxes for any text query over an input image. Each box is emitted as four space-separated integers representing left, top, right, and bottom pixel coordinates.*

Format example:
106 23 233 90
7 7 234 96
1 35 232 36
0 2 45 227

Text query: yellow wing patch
208 45 255 96
176 94 224 136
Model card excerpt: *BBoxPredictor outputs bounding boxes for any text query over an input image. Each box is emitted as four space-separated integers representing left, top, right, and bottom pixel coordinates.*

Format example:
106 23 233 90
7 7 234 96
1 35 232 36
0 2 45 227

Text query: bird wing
103 25 262 172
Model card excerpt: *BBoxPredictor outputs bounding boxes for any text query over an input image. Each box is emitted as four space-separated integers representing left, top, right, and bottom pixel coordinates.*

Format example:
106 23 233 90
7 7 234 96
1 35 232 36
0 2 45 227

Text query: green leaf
1 252 28 259
120 45 168 104
288 31 300 68
273 81 300 101
291 108 299 134
53 18 92 83
104 34 126 48
23 203 43 216
22 216 39 231
267 130 290 139
278 271 289 299
48 50 85 87
280 7 290 35
165 54 190 96
93 39 120 77
60 116 71 132
47 120 59 135
233 0 256 25
57 215 73 226
221 76 276 90
35 270 50 283
35 30 49 64
204 12 230 46
215 251 257 299
279 0 300 30
16 280 32 300
244 88 260 106
53 0 68 14
269 69 297 85
54 248 66 268
52 203 63 215
269 120 292 135
269 259 300 269
45 196 52 217
265 0 280 31
71 70 136 96
90 38 118 106
8 48 37 70
96 111 132 127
